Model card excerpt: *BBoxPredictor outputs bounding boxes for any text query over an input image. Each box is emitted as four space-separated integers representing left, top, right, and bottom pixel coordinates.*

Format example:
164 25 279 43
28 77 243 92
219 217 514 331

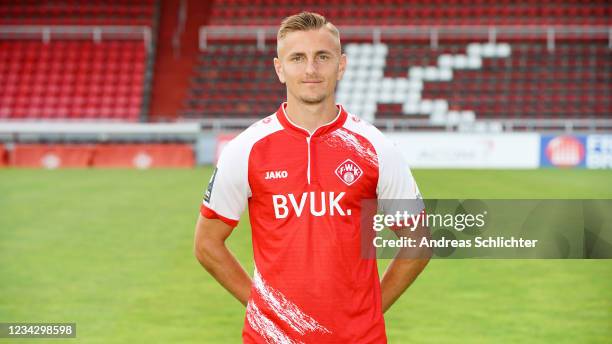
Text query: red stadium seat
182 38 610 120
203 0 611 26
0 40 146 121
0 0 156 26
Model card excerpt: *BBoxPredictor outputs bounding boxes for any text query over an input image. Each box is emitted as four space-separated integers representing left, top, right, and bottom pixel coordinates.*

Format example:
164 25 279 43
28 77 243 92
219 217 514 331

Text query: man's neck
284 96 339 134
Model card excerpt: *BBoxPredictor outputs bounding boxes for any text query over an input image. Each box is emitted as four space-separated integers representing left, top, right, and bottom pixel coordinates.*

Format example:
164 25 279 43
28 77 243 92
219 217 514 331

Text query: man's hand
193 214 252 306
380 224 432 313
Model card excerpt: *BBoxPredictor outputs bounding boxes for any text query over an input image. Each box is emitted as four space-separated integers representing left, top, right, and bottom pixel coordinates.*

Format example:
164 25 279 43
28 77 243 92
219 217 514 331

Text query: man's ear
273 57 286 84
337 53 347 81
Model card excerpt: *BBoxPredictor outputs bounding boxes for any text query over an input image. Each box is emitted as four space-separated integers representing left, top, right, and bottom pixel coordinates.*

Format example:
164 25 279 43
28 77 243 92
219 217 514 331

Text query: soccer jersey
201 102 421 343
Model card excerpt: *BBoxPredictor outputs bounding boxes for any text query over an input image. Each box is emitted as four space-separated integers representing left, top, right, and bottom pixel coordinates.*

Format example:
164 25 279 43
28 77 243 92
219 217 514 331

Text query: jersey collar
276 102 348 138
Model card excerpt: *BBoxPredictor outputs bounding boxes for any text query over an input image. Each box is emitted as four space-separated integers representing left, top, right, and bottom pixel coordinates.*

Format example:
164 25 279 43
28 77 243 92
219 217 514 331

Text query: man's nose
305 59 317 75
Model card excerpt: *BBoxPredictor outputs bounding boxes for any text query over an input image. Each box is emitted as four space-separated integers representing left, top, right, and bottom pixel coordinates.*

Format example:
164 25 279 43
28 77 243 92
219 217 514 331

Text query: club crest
335 159 363 186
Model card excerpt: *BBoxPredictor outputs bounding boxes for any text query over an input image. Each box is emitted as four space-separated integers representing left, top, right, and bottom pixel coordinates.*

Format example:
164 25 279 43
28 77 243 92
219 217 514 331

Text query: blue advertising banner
540 135 587 168
585 135 612 169
541 135 612 169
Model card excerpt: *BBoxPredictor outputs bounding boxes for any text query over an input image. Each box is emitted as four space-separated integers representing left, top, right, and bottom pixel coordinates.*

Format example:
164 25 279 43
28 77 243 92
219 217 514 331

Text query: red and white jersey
201 102 421 343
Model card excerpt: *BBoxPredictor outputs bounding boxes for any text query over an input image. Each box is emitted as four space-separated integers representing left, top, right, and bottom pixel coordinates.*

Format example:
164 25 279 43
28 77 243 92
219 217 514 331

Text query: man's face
274 28 346 105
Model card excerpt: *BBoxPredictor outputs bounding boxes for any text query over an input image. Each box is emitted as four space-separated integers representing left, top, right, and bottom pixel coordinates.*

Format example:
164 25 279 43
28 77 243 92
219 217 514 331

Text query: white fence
182 117 612 134
0 25 153 52
199 25 612 51
0 122 200 141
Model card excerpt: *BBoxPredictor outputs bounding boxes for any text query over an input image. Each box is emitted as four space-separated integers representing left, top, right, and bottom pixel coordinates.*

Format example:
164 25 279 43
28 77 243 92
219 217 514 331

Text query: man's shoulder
245 112 282 134
341 110 389 147
224 112 284 155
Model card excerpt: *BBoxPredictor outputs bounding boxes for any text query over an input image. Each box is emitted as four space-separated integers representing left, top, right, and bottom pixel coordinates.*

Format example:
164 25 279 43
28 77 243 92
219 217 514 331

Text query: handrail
199 25 612 51
0 122 200 135
0 25 153 52
0 119 610 135
179 118 612 134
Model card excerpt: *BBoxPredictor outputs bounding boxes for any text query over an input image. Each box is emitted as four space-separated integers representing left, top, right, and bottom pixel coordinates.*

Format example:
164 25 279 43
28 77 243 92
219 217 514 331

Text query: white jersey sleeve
201 137 250 227
200 114 283 227
376 137 424 216
376 138 421 200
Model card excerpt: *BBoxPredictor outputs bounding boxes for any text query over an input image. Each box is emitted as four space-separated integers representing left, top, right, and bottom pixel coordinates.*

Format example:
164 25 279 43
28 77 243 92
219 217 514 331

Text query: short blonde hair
277 11 340 42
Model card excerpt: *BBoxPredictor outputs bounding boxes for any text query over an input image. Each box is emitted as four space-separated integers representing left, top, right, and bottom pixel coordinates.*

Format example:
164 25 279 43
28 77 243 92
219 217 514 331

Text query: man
194 12 430 343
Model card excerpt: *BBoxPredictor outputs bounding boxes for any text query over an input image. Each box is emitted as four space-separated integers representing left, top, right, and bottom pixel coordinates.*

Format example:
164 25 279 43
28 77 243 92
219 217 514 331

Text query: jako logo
545 136 585 167
335 159 362 186
265 170 288 179
272 192 350 219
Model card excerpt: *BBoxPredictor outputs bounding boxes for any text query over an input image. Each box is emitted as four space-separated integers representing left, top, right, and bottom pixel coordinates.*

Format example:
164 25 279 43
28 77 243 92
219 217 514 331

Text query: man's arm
380 224 432 313
193 214 252 306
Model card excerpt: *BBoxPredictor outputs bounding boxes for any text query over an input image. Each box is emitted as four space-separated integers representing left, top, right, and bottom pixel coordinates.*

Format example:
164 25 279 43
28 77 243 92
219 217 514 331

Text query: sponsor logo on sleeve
204 167 218 203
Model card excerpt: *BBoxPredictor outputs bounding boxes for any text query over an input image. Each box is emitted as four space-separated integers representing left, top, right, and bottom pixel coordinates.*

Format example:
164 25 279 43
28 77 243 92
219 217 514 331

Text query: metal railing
176 117 612 134
199 25 612 51
0 118 610 141
0 25 153 52
372 118 612 133
0 122 200 142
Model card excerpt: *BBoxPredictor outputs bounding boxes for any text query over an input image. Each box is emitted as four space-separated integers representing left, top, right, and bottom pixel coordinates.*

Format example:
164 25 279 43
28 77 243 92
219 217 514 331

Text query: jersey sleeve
200 138 250 228
376 138 423 216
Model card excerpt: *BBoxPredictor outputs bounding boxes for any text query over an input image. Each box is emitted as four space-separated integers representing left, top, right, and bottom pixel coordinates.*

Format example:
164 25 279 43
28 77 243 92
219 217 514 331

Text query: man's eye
319 55 330 60
291 56 303 62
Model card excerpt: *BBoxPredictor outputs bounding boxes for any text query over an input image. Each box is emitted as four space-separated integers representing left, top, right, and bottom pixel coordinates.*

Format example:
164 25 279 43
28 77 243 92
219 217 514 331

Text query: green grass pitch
1 168 611 343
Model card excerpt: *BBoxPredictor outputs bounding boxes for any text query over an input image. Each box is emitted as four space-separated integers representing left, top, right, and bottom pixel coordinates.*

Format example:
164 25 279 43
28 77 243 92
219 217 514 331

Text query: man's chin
299 94 327 105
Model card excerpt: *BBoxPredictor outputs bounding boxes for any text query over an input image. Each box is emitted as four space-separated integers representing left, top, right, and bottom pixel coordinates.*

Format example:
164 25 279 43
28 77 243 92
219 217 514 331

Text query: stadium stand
419 40 610 121
183 36 610 122
0 1 610 169
183 0 610 122
208 0 611 26
0 0 156 26
0 40 146 121
0 0 158 121
183 44 285 118
341 39 611 122
0 1 609 124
